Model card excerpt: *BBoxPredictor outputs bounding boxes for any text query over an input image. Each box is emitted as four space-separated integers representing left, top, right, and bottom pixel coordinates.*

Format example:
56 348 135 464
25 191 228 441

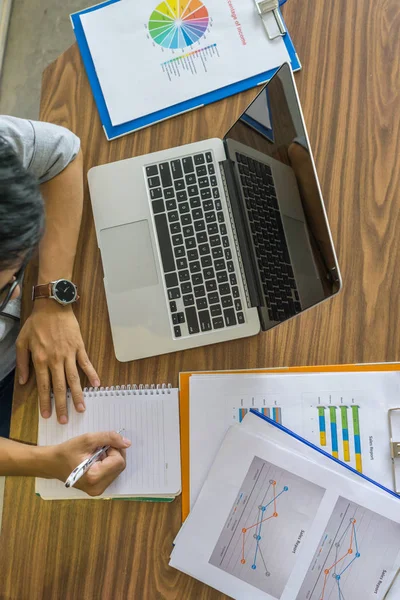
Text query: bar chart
316 405 362 472
238 406 282 424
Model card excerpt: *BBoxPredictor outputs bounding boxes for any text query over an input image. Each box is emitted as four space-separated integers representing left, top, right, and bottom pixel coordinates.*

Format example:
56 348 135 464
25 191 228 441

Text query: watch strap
32 283 53 300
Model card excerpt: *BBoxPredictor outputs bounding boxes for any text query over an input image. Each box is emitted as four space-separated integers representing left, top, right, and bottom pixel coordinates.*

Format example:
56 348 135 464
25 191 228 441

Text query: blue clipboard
249 409 400 501
70 0 301 141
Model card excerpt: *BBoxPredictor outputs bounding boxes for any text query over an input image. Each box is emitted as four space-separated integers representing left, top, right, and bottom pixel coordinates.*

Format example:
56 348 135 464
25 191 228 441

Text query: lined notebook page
35 388 181 500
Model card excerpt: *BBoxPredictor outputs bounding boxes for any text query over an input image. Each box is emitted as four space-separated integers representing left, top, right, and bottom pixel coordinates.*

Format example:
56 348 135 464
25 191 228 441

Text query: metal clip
255 0 287 40
388 408 400 494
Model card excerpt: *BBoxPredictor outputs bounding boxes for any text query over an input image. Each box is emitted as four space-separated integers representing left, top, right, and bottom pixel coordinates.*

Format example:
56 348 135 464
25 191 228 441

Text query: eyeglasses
0 266 25 313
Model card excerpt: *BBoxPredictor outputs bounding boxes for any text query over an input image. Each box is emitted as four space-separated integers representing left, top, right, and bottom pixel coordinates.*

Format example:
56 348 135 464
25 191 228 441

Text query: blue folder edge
249 409 400 501
70 0 301 141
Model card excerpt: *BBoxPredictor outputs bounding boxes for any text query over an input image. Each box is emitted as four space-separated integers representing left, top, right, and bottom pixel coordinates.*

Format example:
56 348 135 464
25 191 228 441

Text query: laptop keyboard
236 153 301 322
146 151 245 338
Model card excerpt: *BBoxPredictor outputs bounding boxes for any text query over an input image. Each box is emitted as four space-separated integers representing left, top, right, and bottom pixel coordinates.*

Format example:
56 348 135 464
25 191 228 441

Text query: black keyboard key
164 187 175 199
152 199 164 214
194 285 206 298
224 308 237 326
220 224 227 235
174 245 185 258
196 298 208 311
171 160 183 180
208 164 215 174
181 214 192 226
177 312 185 324
206 279 217 292
210 235 221 247
185 237 196 249
183 294 194 307
237 312 245 324
192 208 203 220
199 309 212 331
225 248 232 260
176 257 188 270
185 173 196 185
213 188 220 199
227 261 235 272
205 212 216 223
148 176 160 188
168 211 179 223
185 307 200 334
196 165 207 176
232 286 240 298
205 152 212 163
212 246 223 259
179 270 190 282
210 175 217 187
204 268 215 280
217 212 225 224
179 202 190 214
217 271 228 283
234 299 242 311
194 220 206 232
201 255 212 268
197 231 207 243
174 179 185 191
189 261 201 274
215 259 226 271
213 317 224 329
198 177 209 188
172 313 179 325
165 273 178 288
183 225 194 237
294 301 302 313
222 236 230 248
183 157 194 173
174 325 181 338
215 199 222 211
192 273 203 285
208 292 219 304
187 249 199 261
177 190 188 202
194 154 205 165
203 200 213 212
188 185 199 197
190 197 201 209
172 233 183 246
146 165 158 177
181 282 192 294
207 223 218 236
170 222 181 234
154 213 175 272
150 188 163 200
201 189 212 200
168 288 180 300
219 283 230 296
222 296 233 308
199 243 210 256
159 163 172 187
170 301 177 313
166 199 177 211
210 304 222 317
229 274 237 285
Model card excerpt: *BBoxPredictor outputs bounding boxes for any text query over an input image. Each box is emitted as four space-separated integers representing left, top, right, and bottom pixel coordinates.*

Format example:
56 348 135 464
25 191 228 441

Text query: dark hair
0 136 44 270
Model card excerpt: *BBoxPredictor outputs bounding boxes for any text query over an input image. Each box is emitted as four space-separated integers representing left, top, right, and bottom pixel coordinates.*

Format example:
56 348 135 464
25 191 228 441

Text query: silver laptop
88 63 341 362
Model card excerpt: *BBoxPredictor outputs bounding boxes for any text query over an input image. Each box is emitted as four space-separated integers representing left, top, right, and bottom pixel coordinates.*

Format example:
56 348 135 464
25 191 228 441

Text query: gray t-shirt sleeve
0 115 80 183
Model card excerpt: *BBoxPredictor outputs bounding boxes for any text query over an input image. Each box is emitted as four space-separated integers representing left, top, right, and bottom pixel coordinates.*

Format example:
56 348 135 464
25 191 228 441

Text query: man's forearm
0 438 55 478
37 150 83 283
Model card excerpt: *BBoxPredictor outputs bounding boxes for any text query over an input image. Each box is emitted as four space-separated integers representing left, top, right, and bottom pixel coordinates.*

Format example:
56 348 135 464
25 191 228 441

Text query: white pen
65 428 125 489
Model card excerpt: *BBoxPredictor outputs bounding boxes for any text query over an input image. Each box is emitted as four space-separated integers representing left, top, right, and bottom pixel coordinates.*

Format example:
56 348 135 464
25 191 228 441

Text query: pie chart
148 0 210 50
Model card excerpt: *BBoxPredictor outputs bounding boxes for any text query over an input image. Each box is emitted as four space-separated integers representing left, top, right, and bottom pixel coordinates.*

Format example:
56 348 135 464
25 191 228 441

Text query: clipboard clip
388 408 400 494
255 0 287 40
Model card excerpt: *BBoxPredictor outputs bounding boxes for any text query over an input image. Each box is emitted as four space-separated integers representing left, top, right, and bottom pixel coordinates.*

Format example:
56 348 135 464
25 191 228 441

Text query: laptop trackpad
100 221 158 292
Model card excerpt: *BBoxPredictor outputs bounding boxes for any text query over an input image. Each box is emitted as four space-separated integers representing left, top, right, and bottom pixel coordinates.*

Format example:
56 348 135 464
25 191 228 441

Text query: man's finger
77 348 100 388
51 364 68 424
84 431 131 451
65 358 85 413
16 340 30 386
34 364 52 418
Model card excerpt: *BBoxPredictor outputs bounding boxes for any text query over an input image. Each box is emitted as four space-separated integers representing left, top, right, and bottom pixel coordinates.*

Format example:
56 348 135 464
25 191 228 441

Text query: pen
65 428 125 489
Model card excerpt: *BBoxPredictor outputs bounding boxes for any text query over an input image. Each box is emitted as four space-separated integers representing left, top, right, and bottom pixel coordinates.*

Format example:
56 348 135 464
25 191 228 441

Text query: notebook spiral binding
82 383 172 397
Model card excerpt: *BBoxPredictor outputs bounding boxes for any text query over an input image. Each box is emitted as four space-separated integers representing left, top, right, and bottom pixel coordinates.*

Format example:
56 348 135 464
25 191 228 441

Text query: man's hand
16 300 100 423
48 431 130 496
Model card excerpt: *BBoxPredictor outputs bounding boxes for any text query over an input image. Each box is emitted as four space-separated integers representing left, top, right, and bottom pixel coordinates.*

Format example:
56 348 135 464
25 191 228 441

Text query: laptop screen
223 63 340 329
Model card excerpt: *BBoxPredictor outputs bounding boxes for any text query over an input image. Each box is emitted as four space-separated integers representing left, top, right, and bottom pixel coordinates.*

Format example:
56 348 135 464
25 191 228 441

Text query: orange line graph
320 519 358 600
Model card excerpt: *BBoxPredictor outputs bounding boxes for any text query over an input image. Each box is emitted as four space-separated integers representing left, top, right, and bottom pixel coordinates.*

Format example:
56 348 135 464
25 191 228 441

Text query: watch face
53 280 76 303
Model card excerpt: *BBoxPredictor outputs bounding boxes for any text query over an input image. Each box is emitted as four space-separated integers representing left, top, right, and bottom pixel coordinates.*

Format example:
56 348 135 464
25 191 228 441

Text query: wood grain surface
1 0 400 598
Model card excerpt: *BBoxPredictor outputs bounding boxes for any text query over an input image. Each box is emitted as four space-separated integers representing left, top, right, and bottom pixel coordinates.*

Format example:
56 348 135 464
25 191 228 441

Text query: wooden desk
1 0 400 597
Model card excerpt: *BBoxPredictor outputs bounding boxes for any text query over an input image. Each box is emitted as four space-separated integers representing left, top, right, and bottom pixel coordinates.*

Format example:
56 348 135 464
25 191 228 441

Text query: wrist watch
32 279 79 306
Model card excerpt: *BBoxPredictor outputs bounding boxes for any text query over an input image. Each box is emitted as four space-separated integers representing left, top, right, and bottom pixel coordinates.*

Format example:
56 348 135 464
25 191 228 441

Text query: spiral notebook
36 384 181 501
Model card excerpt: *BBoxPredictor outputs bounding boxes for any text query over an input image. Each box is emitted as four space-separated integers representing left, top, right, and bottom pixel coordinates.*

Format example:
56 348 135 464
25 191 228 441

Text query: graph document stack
71 0 300 138
170 411 400 599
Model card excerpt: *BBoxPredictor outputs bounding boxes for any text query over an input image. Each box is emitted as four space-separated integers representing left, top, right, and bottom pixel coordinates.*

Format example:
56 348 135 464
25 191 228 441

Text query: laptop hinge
220 159 263 309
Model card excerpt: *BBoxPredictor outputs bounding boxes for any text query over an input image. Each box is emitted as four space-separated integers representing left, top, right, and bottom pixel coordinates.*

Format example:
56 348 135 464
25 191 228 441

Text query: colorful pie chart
148 0 210 50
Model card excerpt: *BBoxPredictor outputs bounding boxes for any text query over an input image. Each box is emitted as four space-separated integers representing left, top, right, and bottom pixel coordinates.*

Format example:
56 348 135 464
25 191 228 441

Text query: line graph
209 456 325 596
297 496 400 600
